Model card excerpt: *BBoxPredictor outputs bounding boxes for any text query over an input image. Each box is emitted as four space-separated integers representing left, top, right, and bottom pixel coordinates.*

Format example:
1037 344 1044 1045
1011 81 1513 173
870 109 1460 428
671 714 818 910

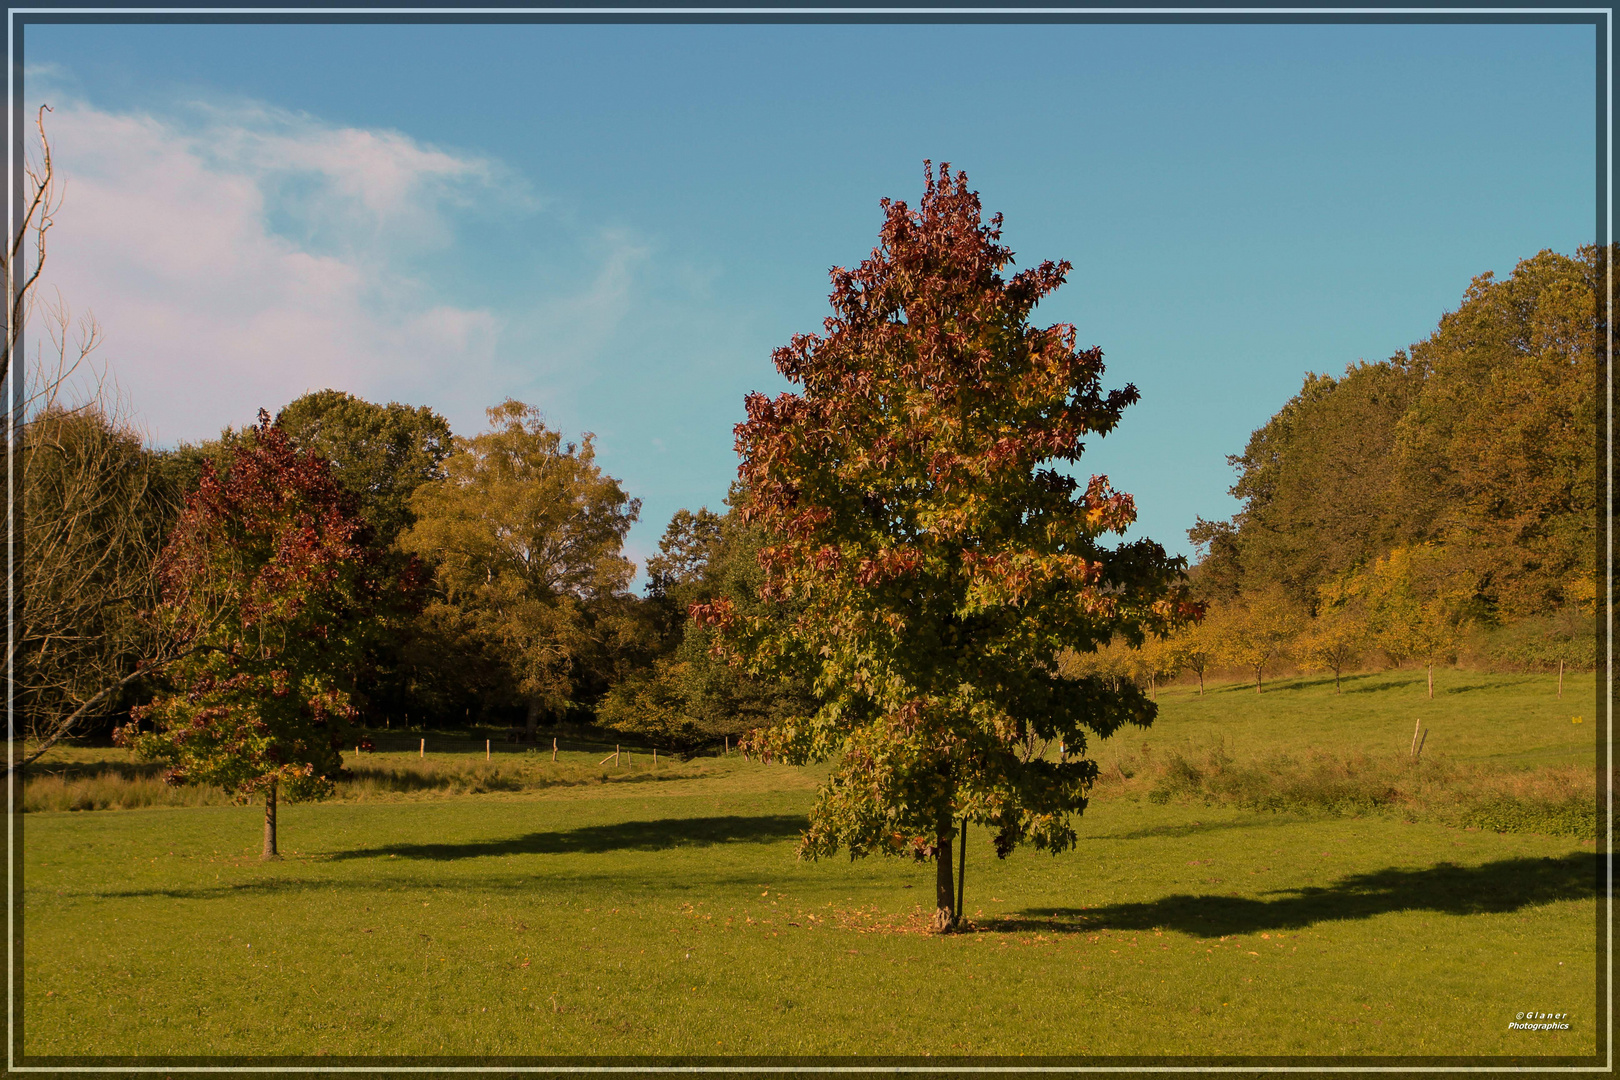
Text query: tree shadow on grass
1262 676 1341 694
323 813 807 862
1339 679 1420 696
1088 815 1305 841
987 851 1602 937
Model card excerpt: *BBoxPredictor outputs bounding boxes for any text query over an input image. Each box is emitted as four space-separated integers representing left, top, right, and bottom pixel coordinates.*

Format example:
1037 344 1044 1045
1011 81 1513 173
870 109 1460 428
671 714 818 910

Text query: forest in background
1158 244 1603 691
17 243 1606 761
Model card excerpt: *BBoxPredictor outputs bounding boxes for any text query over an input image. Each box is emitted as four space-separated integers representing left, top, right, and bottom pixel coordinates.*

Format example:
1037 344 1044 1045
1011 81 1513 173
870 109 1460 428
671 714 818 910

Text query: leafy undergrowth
1091 741 1597 837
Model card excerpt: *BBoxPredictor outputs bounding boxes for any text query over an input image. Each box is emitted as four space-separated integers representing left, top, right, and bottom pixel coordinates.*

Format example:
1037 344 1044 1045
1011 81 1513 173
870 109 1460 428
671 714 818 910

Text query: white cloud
31 95 530 443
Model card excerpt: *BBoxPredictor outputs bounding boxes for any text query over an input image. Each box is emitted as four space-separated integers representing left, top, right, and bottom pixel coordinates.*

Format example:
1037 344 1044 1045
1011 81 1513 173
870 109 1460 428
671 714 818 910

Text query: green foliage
275 390 453 546
709 164 1200 869
399 401 643 731
1460 608 1598 673
1221 363 1422 607
1394 247 1602 617
1195 245 1606 623
118 412 407 807
644 506 726 613
599 506 816 755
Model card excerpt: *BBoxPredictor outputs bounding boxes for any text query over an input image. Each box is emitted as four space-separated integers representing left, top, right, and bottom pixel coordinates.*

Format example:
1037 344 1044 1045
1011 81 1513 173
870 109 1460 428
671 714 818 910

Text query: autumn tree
400 401 642 737
273 390 455 722
1346 545 1467 699
1210 587 1303 694
701 164 1199 932
1296 602 1367 694
118 413 408 858
1193 246 1605 620
1129 636 1180 701
1055 635 1133 692
1164 619 1218 697
1395 248 1602 617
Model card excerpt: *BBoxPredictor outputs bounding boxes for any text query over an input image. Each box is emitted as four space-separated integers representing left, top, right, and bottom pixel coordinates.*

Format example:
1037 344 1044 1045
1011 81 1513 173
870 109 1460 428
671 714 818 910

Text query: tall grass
22 764 237 812
21 751 719 813
1091 739 1597 837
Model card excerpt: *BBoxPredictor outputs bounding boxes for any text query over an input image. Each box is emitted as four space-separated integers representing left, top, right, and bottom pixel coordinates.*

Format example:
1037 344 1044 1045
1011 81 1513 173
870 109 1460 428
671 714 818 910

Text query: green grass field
18 669 1605 1061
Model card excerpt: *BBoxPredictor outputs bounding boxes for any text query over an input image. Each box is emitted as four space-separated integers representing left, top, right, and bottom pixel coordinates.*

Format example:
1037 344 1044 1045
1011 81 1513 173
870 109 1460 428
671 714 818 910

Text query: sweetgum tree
700 164 1200 931
118 412 412 859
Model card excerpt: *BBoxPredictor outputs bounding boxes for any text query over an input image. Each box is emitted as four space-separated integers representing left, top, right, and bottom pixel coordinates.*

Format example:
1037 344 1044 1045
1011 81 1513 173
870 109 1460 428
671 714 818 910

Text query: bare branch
4 104 60 390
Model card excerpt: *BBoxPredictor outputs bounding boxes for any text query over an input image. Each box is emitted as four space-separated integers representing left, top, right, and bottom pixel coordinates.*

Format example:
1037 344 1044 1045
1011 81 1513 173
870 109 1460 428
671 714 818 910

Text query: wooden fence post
552 737 558 762
420 738 425 759
486 739 491 762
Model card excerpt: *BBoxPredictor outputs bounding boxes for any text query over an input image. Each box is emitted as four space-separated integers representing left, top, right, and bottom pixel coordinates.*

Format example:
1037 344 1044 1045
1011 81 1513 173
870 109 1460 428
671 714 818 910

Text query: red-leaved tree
118 411 417 858
699 164 1201 930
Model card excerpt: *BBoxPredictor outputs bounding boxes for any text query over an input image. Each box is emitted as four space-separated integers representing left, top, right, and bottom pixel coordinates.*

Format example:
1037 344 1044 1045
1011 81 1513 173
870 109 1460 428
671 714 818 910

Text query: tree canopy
701 163 1200 929
118 412 410 857
1195 245 1604 622
400 400 643 735
275 389 454 546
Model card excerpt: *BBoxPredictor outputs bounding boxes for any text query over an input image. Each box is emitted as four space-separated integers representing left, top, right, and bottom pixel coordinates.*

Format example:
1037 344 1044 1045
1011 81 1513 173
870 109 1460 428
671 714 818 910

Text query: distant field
17 670 1605 1062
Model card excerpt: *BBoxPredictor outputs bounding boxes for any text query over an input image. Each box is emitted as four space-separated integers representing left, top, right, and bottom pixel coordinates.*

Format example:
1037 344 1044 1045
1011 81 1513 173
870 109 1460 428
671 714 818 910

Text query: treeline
17 389 804 758
18 244 1602 757
1159 244 1605 689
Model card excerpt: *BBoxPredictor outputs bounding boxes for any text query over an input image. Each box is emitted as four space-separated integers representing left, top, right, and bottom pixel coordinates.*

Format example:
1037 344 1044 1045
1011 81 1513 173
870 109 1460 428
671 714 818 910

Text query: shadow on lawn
325 813 807 861
992 851 1602 937
1089 816 1302 841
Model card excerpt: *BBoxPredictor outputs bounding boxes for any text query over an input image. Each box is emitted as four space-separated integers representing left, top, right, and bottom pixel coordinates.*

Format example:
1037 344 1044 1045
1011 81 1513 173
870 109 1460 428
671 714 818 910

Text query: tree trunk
1255 665 1263 694
1558 659 1564 699
1198 669 1204 697
955 819 967 923
1334 666 1342 695
931 825 956 933
525 698 542 741
1427 663 1433 699
1149 673 1156 701
262 779 280 861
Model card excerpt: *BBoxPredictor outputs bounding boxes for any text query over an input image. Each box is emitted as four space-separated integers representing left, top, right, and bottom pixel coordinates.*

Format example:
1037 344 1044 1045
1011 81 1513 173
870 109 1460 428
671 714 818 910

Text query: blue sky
25 20 1597 583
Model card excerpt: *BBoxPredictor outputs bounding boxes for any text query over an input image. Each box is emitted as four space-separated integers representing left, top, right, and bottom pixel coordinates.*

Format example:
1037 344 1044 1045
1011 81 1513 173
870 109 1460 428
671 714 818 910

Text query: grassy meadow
17 668 1604 1062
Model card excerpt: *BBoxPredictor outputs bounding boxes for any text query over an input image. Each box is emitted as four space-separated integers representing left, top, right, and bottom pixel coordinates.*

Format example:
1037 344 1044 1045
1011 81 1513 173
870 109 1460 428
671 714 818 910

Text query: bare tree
4 107 205 773
4 105 60 391
9 301 189 770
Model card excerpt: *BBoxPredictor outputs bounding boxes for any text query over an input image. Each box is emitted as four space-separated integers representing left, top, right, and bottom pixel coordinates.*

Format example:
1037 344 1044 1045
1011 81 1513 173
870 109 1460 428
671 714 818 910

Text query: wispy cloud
26 90 628 444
